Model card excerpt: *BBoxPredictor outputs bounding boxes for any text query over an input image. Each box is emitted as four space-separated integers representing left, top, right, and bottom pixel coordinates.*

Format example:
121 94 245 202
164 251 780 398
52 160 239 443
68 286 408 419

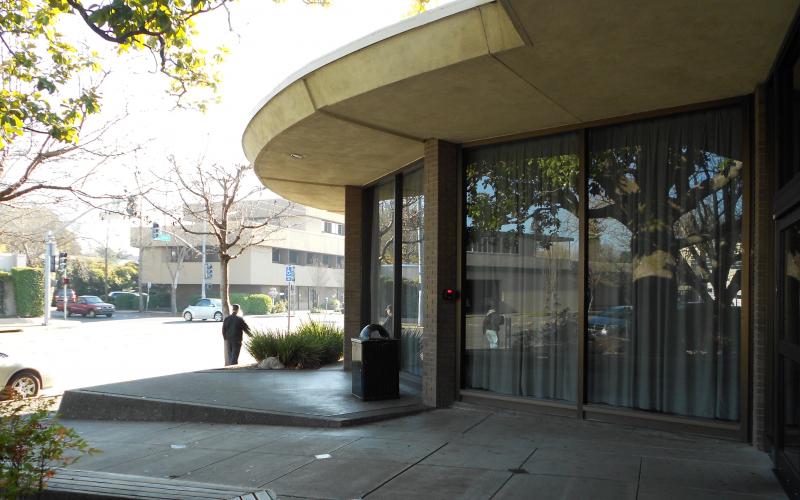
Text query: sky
61 0 453 255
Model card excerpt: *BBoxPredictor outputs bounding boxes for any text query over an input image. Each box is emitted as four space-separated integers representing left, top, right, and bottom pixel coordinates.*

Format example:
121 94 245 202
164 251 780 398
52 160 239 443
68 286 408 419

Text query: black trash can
352 324 400 400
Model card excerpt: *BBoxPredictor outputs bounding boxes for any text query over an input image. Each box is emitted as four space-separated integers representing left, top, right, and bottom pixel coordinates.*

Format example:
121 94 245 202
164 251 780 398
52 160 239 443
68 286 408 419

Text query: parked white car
0 352 53 399
183 298 223 322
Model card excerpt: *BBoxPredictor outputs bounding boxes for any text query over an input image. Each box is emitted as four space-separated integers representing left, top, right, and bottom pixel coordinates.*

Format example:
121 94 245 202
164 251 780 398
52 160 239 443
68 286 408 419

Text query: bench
38 468 276 500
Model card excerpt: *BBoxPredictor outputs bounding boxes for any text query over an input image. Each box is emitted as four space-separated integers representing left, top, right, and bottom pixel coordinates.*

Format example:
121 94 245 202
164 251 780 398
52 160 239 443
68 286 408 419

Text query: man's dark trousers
224 339 241 366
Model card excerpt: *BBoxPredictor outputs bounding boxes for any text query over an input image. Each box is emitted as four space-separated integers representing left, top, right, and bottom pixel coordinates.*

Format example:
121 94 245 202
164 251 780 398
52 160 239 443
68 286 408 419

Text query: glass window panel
587 107 743 421
464 133 579 402
371 180 395 335
785 220 800 346
783 55 800 186
401 169 424 377
785 359 800 476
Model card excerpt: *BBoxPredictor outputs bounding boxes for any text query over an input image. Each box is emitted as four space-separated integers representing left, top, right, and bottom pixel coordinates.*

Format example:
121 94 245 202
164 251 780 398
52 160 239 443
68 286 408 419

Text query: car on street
588 305 633 338
0 352 53 399
183 298 223 322
67 295 116 318
52 288 77 307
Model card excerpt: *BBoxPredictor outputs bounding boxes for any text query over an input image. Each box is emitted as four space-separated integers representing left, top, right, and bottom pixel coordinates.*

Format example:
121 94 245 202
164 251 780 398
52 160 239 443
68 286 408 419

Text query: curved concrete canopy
244 0 799 213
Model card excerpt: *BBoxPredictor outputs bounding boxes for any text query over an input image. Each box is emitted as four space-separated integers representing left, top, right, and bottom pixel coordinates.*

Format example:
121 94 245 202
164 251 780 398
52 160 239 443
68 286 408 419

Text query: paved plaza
57 402 786 499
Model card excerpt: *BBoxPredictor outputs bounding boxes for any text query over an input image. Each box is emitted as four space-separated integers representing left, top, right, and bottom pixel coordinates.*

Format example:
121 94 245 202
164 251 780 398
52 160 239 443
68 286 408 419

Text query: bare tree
146 158 293 315
165 244 201 313
0 205 81 264
0 101 134 207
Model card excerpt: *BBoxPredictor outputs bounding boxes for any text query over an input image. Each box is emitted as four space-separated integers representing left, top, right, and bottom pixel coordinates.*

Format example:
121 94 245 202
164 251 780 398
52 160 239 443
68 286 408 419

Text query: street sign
285 265 295 282
205 263 213 279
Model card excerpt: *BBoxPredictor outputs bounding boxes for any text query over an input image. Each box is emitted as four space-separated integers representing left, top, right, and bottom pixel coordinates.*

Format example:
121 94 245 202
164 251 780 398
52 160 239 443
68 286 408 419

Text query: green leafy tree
1 0 336 205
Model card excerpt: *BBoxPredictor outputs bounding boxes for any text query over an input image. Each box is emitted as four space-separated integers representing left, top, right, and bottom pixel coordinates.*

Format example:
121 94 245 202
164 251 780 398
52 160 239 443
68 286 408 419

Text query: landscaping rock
258 357 285 370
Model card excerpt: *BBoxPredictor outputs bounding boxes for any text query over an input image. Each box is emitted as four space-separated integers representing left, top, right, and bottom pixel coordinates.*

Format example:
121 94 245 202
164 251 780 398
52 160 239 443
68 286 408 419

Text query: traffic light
151 222 160 240
57 252 67 272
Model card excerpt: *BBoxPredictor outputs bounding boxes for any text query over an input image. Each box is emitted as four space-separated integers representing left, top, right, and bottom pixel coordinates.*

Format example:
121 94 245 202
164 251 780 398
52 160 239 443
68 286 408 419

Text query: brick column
422 139 460 407
344 186 367 370
752 85 773 451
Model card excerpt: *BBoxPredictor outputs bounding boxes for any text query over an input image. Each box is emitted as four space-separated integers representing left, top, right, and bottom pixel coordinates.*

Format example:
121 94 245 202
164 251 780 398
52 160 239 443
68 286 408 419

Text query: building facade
133 202 344 310
242 0 800 493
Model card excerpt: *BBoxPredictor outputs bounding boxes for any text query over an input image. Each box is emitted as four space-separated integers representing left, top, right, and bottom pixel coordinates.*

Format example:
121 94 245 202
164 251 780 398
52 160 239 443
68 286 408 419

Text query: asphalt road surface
0 310 344 397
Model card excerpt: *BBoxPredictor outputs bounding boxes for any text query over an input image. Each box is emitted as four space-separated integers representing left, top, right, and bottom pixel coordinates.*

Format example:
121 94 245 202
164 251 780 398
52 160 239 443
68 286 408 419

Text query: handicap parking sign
285 265 295 282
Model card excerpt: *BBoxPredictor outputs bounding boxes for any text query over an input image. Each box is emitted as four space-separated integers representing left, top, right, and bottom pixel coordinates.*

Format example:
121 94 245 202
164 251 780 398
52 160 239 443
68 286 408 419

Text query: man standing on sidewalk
222 304 251 366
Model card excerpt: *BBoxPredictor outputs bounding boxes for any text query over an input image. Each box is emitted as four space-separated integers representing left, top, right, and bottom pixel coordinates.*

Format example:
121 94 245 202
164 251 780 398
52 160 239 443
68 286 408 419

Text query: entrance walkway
54 367 786 498
58 404 785 499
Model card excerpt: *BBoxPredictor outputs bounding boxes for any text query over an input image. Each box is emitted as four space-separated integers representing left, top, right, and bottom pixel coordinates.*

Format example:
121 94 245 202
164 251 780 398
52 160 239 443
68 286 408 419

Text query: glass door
776 208 800 496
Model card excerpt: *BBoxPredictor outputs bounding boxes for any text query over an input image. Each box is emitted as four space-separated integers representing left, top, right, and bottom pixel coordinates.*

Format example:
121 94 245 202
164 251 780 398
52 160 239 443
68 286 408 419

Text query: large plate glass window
587 107 743 421
371 180 395 331
780 218 800 480
464 133 579 402
401 169 424 376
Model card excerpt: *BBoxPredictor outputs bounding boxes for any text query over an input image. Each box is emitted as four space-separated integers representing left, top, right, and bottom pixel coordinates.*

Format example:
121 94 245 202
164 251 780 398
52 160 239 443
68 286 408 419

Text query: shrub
243 294 272 315
295 320 344 365
272 300 287 313
245 321 344 369
111 293 138 310
0 395 98 497
10 267 43 317
0 271 11 316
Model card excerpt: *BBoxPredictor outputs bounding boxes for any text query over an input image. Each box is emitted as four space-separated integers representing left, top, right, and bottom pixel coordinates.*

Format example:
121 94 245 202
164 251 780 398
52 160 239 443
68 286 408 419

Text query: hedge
186 293 273 314
10 267 43 317
0 271 11 316
111 294 138 310
243 294 272 315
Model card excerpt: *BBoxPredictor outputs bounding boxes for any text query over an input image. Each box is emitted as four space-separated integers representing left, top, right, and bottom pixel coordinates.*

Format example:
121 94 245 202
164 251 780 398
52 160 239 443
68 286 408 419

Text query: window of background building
587 106 743 421
371 180 395 333
337 224 344 236
289 250 301 265
324 221 333 233
401 168 424 377
464 133 579 402
272 248 281 263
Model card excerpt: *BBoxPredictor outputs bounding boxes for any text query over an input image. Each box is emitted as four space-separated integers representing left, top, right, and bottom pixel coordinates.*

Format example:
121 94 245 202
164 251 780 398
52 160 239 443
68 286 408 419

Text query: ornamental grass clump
245 320 344 369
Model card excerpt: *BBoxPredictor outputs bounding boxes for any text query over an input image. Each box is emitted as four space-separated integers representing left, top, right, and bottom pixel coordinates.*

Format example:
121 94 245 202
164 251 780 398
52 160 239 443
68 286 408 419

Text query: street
0 311 344 397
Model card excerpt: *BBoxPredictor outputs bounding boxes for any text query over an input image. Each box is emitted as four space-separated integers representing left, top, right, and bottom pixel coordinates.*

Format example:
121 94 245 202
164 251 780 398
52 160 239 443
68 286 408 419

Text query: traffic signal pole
43 232 55 326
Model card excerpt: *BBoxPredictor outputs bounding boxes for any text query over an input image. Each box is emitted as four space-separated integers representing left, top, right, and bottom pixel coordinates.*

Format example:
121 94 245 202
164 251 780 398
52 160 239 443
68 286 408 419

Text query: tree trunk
220 254 231 316
171 269 180 314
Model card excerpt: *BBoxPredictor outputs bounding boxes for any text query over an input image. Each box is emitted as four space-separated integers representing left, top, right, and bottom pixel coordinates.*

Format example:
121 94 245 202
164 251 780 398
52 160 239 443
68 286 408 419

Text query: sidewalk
50 367 789 499
57 405 786 499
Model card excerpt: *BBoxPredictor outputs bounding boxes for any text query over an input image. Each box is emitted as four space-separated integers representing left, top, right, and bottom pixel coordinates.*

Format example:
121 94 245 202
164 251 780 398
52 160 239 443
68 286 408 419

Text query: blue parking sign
285 265 295 282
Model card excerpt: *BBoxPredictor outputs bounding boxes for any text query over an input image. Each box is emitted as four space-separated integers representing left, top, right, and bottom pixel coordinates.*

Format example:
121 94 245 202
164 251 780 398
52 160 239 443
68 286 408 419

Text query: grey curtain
464 133 579 402
587 107 743 421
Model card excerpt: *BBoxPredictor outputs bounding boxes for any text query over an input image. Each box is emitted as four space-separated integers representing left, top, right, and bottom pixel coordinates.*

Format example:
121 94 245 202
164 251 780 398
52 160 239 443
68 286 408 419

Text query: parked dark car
67 295 115 318
588 305 633 338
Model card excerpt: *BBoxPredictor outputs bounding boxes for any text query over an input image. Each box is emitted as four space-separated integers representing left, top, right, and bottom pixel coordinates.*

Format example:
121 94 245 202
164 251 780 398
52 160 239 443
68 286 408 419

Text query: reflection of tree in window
587 107 743 420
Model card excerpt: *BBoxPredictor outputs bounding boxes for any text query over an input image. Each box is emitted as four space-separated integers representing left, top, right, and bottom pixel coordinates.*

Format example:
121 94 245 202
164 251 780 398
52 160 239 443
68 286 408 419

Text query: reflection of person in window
482 302 503 349
382 304 393 337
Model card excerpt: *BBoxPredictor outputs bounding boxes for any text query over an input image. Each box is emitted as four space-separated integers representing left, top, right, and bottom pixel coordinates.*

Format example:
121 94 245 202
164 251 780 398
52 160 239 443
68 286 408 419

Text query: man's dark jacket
222 314 251 342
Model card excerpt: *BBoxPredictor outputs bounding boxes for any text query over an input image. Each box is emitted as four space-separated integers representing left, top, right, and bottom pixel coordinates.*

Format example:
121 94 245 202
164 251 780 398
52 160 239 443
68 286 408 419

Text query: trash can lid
359 324 390 340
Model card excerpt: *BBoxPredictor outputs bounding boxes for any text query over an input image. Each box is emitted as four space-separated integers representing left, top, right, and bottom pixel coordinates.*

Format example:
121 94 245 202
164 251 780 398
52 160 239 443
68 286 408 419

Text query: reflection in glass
786 56 800 185
371 181 395 333
401 169 424 376
464 133 579 402
587 107 743 421
786 221 800 346
784 221 800 474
